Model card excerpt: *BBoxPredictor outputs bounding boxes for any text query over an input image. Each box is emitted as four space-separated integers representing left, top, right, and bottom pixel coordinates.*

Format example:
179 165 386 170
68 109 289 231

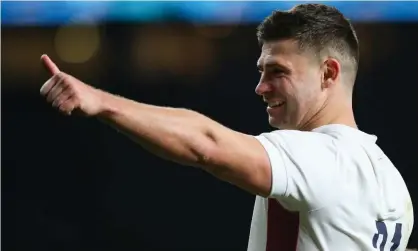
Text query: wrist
96 89 119 118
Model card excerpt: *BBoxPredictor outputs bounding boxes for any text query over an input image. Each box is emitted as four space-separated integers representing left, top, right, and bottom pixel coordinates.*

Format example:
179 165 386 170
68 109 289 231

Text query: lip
264 99 285 107
266 103 285 113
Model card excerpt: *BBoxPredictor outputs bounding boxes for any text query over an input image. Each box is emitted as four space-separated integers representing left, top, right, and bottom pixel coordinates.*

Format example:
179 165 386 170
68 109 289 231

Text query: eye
272 68 284 75
269 68 286 78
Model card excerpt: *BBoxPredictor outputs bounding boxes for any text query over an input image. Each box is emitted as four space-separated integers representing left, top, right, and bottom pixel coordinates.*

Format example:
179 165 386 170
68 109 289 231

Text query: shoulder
255 129 339 161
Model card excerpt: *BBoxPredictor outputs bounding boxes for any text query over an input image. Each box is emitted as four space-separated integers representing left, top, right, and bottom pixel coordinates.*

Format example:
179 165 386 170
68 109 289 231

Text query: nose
255 80 273 96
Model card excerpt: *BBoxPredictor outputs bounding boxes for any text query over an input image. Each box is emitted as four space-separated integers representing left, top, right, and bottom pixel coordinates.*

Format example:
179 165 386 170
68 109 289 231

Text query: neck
299 96 357 132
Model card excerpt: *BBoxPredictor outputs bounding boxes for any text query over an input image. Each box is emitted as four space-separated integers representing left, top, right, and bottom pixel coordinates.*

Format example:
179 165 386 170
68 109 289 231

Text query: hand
39 54 104 116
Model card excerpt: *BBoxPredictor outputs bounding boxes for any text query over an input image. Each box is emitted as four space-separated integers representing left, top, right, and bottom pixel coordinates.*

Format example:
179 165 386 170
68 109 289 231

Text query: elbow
186 112 219 165
187 132 218 170
190 137 217 168
181 110 225 175
193 142 229 179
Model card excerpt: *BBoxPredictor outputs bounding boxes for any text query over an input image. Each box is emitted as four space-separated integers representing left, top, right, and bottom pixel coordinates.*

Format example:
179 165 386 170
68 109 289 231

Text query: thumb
40 54 60 75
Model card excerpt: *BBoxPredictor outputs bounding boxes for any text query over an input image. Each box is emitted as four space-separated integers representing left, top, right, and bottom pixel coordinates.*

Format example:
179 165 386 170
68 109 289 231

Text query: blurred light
54 25 100 64
3 1 418 26
1 29 51 79
133 27 214 79
178 2 246 24
194 25 236 39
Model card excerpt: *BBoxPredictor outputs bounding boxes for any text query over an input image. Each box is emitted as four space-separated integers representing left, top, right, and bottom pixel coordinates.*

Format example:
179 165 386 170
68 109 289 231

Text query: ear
321 58 340 89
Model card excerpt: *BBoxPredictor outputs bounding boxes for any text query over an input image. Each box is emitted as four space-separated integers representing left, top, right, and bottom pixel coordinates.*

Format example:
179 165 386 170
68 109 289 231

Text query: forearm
96 91 222 167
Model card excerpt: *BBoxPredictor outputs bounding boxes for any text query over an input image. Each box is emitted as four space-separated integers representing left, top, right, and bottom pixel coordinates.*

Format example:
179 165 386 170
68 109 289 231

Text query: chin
268 117 284 129
269 116 293 130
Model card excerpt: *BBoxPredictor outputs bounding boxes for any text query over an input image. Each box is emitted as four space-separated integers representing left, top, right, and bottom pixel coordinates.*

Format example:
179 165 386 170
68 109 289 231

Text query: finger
52 91 71 108
40 73 63 96
40 77 57 97
40 54 60 76
47 77 68 103
59 98 77 115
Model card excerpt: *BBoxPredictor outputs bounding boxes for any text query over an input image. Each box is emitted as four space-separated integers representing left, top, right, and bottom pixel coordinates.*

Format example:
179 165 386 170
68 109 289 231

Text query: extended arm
39 55 272 197
97 92 271 196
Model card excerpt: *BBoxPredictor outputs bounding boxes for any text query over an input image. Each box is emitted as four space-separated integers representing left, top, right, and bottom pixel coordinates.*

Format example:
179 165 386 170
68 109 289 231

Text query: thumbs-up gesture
40 55 104 116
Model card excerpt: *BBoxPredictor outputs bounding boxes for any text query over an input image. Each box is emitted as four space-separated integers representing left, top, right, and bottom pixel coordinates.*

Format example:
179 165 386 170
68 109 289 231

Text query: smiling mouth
267 100 285 108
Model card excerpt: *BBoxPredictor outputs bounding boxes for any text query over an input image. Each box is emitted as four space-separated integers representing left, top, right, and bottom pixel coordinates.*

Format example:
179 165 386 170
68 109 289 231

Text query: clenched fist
40 54 104 116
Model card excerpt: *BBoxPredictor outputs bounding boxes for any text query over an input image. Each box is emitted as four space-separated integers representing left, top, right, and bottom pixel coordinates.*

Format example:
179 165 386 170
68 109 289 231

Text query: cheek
296 84 322 111
272 77 293 97
272 77 318 106
286 80 319 108
301 84 318 99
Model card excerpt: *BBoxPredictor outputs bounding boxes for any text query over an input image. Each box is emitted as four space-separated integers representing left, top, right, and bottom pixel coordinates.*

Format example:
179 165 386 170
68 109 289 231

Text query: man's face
256 40 324 130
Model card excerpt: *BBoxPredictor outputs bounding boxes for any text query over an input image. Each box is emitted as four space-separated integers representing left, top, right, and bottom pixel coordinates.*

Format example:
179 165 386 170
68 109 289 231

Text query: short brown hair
257 4 359 73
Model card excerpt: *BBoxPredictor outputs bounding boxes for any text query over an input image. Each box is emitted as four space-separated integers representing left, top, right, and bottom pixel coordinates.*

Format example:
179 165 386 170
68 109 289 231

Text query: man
40 3 414 251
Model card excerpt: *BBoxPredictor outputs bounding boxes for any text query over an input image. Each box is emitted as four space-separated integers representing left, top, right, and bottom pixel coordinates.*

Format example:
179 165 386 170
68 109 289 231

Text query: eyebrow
257 61 291 74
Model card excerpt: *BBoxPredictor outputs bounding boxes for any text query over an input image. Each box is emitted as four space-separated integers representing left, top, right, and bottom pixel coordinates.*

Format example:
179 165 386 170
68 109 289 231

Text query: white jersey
247 124 414 251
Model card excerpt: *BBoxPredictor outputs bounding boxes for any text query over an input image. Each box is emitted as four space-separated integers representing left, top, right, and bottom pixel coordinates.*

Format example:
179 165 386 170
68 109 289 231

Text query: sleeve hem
254 134 288 198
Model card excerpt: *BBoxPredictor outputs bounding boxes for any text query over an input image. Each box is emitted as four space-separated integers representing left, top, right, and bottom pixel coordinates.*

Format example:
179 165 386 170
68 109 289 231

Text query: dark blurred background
2 1 417 250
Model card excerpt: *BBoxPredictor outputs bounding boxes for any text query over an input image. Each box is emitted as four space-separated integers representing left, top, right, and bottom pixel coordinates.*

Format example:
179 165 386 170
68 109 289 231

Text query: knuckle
56 71 67 80
71 93 80 103
59 107 69 115
52 73 63 83
67 87 76 96
55 72 69 86
59 102 70 113
46 95 55 103
52 99 60 107
55 95 67 107
61 78 70 87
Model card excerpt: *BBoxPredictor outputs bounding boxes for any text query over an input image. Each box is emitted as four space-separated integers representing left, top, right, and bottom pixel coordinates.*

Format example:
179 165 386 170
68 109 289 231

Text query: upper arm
201 127 273 197
203 127 340 211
